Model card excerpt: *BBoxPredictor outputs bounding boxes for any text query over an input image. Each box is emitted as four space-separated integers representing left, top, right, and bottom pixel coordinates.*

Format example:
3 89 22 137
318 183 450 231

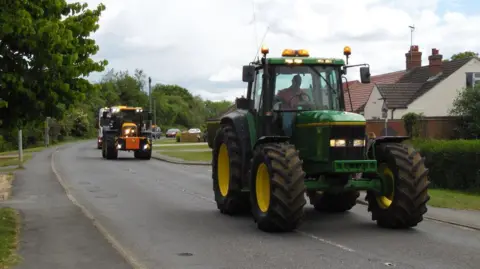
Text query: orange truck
100 105 153 160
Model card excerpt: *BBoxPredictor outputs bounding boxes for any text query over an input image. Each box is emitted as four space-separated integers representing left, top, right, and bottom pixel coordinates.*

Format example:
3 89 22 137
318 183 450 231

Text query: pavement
4 140 480 269
1 147 131 269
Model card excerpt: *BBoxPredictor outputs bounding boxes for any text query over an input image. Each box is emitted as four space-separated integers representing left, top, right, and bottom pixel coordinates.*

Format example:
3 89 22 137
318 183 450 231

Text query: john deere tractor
101 106 153 160
206 46 430 233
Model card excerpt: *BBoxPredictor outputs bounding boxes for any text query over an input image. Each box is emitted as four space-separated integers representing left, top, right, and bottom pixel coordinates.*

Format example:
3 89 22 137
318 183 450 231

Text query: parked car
166 128 180 138
188 128 201 134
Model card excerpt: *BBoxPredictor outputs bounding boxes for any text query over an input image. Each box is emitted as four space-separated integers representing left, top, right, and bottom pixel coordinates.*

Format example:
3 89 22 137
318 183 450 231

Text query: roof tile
343 70 406 112
376 83 423 109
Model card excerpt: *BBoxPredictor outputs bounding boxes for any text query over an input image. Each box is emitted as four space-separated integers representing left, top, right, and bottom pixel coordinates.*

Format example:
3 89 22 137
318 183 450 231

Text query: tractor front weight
304 167 394 197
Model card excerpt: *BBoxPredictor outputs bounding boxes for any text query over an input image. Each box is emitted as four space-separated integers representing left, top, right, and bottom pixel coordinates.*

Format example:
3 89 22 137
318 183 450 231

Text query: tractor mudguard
219 110 253 157
254 136 290 150
366 135 410 159
215 110 254 189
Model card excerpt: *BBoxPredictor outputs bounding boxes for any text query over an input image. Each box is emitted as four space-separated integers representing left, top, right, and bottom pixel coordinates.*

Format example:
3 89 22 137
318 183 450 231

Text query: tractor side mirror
360 67 371 84
242 65 255 83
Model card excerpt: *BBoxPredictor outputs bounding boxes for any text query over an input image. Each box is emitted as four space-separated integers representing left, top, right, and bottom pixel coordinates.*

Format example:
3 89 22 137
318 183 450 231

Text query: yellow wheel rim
217 143 230 197
255 163 271 213
376 166 395 209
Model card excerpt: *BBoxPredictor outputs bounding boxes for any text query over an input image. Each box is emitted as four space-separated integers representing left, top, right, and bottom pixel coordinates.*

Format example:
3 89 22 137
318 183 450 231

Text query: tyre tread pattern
252 143 306 232
366 142 430 228
212 125 249 215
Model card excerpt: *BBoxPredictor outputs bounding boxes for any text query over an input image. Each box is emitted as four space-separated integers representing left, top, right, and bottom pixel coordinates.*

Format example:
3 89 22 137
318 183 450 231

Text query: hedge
409 139 480 191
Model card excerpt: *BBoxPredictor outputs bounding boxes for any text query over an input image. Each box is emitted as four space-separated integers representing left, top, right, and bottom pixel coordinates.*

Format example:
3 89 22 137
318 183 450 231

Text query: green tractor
206 46 430 233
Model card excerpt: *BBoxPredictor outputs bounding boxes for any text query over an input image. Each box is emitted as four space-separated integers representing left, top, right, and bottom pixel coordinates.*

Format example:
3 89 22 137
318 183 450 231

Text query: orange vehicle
100 106 153 160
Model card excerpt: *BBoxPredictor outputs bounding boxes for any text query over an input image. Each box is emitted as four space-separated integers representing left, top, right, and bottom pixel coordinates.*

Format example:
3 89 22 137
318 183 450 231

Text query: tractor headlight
330 139 346 147
353 139 365 147
124 129 130 135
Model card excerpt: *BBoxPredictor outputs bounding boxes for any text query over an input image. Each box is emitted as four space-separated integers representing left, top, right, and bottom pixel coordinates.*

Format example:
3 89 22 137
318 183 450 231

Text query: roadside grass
153 139 177 144
0 147 44 156
157 150 212 162
428 189 480 210
155 144 209 150
0 207 20 269
0 154 32 168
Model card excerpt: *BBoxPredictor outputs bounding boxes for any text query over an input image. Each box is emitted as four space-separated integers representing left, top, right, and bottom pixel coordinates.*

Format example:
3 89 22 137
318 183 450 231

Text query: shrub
411 139 480 191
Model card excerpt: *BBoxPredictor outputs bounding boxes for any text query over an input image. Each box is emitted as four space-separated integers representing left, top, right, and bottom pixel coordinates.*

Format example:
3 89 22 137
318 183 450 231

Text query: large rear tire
211 124 249 215
105 135 118 160
250 143 306 232
366 142 430 228
309 191 359 213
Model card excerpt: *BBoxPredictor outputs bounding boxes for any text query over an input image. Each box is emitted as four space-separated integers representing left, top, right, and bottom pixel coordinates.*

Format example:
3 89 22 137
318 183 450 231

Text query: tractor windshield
118 109 142 123
272 65 341 112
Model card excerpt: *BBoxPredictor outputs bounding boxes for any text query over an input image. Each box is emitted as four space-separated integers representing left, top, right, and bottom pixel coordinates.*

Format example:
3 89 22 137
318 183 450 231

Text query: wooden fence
366 117 460 139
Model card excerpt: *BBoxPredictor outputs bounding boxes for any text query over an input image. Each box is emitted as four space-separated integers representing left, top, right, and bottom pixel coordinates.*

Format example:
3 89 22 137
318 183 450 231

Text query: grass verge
0 208 20 269
0 154 32 168
156 144 209 150
157 150 212 162
153 138 177 144
428 189 480 210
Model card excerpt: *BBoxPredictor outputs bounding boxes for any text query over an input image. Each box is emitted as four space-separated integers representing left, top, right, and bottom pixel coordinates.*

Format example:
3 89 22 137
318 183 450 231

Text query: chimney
405 45 422 70
428 48 443 75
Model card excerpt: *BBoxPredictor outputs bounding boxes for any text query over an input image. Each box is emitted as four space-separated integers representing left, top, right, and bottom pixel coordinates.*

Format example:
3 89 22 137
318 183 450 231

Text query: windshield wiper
308 66 336 95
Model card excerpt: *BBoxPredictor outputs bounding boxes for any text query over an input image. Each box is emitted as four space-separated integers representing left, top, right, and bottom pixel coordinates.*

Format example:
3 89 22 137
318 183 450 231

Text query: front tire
211 125 249 215
105 135 118 160
366 142 430 228
250 143 306 232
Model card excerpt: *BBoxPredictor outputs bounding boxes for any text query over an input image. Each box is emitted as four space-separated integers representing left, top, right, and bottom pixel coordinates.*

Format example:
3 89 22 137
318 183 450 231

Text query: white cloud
76 0 480 100
208 66 242 82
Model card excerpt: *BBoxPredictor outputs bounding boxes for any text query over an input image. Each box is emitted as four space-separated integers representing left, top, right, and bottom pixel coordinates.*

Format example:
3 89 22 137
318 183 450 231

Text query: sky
75 0 480 102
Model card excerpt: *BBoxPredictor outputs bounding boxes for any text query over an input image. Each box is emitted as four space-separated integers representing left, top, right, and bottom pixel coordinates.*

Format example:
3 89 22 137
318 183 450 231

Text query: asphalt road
53 141 480 269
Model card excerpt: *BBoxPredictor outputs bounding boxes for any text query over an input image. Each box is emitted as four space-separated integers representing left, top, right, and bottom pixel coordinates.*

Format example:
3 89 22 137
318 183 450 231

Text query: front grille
330 126 365 140
329 125 366 160
330 147 364 160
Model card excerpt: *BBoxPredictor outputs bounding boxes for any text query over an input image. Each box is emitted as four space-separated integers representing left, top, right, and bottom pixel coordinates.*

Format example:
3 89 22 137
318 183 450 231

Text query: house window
466 72 480 88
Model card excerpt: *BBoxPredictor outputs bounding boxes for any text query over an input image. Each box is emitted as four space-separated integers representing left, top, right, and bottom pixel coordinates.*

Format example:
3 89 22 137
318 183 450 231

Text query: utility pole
148 77 152 113
18 129 23 168
44 117 51 147
153 98 156 126
379 97 389 136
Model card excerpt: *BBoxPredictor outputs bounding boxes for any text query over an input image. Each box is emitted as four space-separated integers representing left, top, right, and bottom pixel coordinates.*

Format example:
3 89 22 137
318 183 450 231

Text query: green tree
0 0 108 128
204 100 233 119
96 69 149 107
444 51 479 62
449 84 480 138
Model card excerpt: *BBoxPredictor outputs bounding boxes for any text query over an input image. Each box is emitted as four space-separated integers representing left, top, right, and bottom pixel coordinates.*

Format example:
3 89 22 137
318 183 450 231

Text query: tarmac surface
5 140 480 269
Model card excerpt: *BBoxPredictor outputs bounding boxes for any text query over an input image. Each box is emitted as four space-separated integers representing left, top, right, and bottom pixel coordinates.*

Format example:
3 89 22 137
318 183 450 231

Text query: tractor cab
240 46 373 175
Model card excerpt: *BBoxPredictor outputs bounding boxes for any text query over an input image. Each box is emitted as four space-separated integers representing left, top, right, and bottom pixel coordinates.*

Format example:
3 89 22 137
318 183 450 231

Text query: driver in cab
274 74 309 136
275 74 309 109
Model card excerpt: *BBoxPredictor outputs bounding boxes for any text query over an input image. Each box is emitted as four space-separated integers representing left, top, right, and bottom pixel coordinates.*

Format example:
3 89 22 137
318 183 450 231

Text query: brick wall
366 117 459 139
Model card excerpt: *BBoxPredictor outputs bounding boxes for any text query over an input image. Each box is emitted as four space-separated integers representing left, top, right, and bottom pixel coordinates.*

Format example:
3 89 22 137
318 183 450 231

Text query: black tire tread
212 124 249 215
105 135 118 160
251 143 306 232
366 142 430 228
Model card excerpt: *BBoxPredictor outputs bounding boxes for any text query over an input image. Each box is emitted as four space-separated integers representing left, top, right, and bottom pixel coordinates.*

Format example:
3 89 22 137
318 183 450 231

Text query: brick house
364 46 480 119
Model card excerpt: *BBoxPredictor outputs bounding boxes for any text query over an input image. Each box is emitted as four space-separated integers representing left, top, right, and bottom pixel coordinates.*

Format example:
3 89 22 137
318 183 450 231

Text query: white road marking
295 230 356 252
